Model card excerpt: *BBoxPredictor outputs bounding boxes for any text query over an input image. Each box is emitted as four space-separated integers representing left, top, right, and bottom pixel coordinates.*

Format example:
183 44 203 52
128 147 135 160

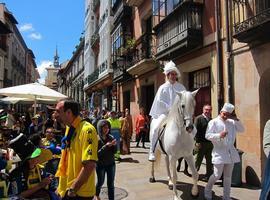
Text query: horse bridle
178 96 193 127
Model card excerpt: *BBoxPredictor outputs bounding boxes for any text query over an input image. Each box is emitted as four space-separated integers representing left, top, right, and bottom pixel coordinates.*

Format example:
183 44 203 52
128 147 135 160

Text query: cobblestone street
100 142 261 200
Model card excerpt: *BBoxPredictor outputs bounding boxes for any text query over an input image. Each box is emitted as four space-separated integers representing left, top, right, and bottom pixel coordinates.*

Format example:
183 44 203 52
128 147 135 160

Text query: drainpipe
215 0 224 111
225 0 234 103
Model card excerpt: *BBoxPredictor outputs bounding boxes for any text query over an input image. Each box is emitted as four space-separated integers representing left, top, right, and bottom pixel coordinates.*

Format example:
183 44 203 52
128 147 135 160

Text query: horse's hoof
168 184 173 190
173 195 180 200
149 177 156 183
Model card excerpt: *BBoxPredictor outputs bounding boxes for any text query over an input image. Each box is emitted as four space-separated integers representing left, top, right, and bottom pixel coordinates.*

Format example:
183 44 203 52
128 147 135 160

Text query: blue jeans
96 163 115 200
260 154 270 200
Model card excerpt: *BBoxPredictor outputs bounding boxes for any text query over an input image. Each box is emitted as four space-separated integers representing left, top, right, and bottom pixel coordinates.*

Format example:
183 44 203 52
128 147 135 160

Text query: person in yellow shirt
55 100 98 200
107 110 121 161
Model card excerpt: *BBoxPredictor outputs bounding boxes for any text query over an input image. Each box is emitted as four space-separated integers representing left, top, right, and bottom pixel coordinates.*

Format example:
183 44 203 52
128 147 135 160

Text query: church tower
45 46 60 90
53 46 60 68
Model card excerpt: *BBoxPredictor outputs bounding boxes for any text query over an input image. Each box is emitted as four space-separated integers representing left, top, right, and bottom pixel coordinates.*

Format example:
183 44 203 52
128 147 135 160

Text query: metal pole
215 0 224 111
225 0 234 104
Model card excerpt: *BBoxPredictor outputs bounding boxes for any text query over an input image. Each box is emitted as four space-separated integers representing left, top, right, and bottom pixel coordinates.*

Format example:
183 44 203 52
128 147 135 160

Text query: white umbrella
0 82 68 113
0 97 30 104
0 96 60 104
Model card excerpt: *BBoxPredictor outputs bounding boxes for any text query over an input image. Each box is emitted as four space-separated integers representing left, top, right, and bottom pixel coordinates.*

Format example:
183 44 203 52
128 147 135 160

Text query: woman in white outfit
204 103 245 200
148 61 186 161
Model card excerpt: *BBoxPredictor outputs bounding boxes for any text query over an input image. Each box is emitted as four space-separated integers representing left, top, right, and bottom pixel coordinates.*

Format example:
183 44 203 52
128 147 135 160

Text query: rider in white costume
148 61 186 161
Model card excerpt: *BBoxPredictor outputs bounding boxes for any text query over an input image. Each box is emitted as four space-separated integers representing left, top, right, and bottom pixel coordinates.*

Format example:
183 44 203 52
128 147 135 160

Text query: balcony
126 0 144 7
112 1 132 26
112 58 132 83
98 60 113 79
232 0 270 43
126 33 158 76
154 2 203 60
91 27 100 47
87 68 99 85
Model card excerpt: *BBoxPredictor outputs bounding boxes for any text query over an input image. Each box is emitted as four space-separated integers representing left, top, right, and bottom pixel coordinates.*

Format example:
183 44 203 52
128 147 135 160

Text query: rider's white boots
149 128 158 161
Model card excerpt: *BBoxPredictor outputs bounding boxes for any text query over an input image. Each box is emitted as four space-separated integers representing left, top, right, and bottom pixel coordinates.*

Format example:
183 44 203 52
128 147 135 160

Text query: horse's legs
149 161 156 183
185 155 199 197
171 158 180 200
165 155 173 189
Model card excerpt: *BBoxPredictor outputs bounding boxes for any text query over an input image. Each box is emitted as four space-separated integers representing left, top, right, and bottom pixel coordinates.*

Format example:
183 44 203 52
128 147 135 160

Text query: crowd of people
0 60 268 200
0 100 151 200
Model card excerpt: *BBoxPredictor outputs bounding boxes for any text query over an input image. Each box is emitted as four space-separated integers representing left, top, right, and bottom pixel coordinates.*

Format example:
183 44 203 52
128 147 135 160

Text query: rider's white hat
221 103 235 113
163 61 180 78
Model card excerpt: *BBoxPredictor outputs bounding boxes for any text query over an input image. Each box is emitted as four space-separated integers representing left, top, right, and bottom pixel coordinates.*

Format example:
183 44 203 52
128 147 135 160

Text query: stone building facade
84 0 113 111
0 3 38 90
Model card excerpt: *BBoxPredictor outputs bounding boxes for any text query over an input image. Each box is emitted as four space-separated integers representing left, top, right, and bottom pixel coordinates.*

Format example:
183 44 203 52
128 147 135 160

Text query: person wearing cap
29 114 42 136
8 138 54 200
18 148 55 199
148 60 186 161
204 103 245 200
0 115 7 127
54 100 98 200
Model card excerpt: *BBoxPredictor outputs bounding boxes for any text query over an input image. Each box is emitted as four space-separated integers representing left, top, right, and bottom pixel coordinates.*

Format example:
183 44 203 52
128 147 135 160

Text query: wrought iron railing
233 0 270 35
91 25 100 47
98 60 109 74
87 68 99 85
125 33 156 69
154 3 203 57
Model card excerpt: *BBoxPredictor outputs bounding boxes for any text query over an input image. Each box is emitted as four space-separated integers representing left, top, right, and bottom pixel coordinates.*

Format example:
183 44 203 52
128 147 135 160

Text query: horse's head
176 90 198 132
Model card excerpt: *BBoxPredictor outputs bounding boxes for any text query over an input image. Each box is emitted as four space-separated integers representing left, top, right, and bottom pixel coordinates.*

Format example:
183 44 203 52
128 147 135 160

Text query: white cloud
19 23 34 32
29 33 42 40
38 77 45 84
37 60 53 84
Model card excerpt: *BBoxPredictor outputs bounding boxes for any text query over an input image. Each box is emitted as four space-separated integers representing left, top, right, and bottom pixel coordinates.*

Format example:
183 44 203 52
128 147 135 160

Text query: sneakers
148 152 156 161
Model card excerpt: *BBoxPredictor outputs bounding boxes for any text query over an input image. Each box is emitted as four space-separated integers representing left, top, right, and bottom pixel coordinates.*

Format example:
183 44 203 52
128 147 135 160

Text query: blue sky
2 1 84 83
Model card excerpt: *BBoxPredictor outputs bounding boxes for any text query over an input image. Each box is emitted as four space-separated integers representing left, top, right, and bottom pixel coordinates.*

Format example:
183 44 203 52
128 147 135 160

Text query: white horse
149 90 199 200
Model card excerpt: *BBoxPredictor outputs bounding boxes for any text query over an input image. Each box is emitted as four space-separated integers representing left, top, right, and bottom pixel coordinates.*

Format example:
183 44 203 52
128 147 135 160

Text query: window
189 67 210 90
111 25 123 63
152 0 185 27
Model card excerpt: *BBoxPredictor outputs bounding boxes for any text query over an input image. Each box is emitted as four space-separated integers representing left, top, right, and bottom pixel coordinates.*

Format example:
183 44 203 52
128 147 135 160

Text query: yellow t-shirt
27 165 42 189
57 117 98 197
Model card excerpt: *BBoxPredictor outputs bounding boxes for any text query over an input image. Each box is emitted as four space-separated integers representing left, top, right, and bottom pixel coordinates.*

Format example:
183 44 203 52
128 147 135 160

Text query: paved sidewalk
106 142 261 200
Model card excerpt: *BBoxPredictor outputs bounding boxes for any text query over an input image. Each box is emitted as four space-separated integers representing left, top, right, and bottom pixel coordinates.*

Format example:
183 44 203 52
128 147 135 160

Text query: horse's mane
167 92 182 122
